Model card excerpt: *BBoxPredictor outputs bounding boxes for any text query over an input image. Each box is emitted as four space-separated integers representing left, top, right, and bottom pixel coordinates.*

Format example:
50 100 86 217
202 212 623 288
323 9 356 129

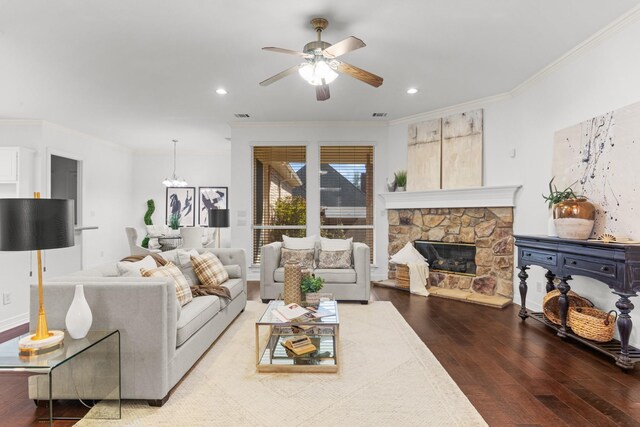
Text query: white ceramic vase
65 284 92 339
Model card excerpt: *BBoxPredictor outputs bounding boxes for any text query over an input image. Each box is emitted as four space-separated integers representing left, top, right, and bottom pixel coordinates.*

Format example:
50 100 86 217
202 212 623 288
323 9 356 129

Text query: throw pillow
140 262 193 306
116 255 157 277
177 262 200 287
224 264 242 279
389 242 427 265
320 237 352 251
177 248 199 266
318 249 352 269
191 252 229 287
283 235 316 250
280 248 315 269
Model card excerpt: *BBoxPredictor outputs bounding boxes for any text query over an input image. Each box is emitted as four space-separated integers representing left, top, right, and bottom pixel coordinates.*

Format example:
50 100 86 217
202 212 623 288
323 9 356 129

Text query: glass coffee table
256 300 339 373
0 330 120 426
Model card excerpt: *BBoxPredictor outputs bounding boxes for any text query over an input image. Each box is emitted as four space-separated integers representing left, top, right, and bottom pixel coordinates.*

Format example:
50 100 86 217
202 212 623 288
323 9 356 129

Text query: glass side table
0 330 120 426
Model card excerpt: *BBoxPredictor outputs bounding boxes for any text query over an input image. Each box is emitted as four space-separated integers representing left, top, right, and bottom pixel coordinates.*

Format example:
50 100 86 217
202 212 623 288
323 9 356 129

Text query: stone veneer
388 207 514 298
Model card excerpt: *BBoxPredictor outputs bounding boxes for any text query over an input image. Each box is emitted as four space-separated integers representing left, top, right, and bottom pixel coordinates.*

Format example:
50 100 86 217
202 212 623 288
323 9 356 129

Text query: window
252 146 306 264
320 146 374 260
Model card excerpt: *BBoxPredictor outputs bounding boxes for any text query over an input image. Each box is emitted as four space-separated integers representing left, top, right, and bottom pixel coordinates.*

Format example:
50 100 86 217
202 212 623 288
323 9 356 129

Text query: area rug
78 301 486 426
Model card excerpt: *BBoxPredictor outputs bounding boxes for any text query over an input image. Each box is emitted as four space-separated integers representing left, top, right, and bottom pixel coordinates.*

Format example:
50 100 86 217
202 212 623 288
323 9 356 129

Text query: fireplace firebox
414 240 477 276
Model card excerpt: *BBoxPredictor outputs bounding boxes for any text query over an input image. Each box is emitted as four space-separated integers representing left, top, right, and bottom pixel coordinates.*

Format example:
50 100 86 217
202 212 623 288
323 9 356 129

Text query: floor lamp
208 209 229 248
0 194 74 355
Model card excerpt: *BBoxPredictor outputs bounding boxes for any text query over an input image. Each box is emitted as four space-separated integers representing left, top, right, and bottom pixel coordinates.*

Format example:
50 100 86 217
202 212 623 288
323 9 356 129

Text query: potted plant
141 199 155 248
168 213 181 235
542 177 595 239
394 170 407 192
301 274 325 304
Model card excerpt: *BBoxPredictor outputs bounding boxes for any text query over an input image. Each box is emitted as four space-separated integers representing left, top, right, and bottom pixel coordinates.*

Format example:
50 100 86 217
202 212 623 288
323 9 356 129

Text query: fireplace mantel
379 185 522 210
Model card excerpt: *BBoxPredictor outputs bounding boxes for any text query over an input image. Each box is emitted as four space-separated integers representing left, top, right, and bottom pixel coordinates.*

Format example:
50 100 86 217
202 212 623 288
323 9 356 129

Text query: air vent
234 113 251 118
372 112 387 117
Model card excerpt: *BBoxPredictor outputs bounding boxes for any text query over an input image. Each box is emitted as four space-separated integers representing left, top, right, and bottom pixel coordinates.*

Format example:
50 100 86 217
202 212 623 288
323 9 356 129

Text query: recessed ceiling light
407 88 418 94
216 88 228 95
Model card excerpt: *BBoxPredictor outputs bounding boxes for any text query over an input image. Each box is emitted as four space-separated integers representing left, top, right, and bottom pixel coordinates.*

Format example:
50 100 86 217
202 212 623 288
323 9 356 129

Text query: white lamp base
18 330 64 356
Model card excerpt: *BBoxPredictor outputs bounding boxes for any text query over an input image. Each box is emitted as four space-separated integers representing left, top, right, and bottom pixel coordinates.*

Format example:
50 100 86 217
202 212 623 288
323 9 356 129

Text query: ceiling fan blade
259 65 300 86
262 47 313 59
316 83 330 101
337 62 383 87
323 36 366 59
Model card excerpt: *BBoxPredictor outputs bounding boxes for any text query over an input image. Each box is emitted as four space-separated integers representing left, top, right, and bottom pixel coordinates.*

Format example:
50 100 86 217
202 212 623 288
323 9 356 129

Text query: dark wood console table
515 235 640 369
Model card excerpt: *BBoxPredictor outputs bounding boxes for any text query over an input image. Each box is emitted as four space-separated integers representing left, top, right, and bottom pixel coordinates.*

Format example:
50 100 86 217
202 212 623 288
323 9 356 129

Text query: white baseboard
0 312 29 333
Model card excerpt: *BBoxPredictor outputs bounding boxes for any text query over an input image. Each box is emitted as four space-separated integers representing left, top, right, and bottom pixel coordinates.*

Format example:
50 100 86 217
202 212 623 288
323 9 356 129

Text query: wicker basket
395 264 410 289
542 289 593 325
568 307 617 342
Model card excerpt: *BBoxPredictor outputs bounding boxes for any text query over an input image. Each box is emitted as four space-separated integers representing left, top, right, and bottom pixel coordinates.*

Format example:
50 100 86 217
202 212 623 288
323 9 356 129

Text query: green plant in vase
394 170 407 191
169 213 181 231
141 199 155 248
542 177 579 237
301 274 325 304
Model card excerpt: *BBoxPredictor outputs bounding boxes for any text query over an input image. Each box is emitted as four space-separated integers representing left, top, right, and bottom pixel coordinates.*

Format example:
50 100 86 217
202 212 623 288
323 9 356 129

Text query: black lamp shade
0 198 75 251
208 208 230 228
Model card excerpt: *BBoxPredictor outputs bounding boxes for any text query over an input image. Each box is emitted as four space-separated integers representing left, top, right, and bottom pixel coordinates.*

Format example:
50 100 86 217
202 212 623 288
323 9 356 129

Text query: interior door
46 153 83 275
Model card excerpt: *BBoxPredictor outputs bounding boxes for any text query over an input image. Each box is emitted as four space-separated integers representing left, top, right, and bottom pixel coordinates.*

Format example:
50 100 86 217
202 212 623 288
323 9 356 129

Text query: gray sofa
260 241 371 303
29 247 247 406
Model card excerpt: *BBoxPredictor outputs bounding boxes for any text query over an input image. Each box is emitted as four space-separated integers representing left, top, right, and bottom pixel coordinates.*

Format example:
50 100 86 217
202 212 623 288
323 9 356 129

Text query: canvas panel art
407 109 483 191
198 187 228 226
553 100 640 240
166 187 196 227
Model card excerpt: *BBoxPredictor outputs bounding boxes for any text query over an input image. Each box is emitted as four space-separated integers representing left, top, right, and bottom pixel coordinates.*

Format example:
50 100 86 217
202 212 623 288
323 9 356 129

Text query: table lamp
208 208 229 248
0 193 74 355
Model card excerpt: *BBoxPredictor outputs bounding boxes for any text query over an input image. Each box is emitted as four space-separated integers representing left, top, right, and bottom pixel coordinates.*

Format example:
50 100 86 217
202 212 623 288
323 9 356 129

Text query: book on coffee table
281 335 316 356
276 303 309 321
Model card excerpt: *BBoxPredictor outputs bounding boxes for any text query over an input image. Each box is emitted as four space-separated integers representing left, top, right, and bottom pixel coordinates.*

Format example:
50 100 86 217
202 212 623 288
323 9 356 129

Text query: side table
0 330 121 425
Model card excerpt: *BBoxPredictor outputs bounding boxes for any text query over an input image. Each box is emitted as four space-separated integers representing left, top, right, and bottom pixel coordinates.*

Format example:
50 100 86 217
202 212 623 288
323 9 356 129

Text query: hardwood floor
2 282 640 426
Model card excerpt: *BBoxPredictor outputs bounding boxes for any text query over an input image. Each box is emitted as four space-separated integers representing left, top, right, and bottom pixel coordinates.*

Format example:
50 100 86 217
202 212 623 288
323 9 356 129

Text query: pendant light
162 139 188 187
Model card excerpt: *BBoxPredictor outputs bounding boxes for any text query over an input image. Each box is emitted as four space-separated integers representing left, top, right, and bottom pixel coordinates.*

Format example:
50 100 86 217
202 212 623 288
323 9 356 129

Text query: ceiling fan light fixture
298 60 338 86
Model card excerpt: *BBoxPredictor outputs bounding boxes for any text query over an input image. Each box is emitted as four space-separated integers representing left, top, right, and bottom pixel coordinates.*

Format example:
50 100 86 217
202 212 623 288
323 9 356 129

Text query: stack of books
272 303 333 323
281 335 316 356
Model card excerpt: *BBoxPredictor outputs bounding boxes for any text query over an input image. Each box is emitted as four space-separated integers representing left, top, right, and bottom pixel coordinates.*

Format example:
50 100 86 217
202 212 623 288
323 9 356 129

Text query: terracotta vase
553 198 596 240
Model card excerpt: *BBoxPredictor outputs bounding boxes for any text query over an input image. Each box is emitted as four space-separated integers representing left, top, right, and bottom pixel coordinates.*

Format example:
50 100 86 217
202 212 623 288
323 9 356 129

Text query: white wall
387 16 640 345
0 120 134 331
132 148 232 245
230 123 390 280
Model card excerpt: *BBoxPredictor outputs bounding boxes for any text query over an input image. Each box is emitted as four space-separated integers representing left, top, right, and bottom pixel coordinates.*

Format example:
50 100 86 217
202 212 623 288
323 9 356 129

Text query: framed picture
166 187 196 227
198 186 228 226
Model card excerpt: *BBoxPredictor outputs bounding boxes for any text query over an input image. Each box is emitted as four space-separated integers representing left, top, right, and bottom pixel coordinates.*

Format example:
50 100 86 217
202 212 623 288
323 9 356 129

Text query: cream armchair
260 242 371 303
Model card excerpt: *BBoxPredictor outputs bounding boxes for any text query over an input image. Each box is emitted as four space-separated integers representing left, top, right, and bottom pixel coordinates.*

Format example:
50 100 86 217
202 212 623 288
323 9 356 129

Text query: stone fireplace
381 185 521 304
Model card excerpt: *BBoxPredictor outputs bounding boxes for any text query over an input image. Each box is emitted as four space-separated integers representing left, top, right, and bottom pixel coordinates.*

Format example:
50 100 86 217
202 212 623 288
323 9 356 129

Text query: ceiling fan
259 18 383 101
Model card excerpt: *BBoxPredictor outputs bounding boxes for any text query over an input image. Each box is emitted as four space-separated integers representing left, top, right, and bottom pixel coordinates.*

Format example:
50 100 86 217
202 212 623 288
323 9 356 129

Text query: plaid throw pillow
191 252 229 287
141 262 193 306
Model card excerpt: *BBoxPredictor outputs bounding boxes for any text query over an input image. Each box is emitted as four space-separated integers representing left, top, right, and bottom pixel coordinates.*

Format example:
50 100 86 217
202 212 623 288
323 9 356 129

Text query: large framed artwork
166 187 196 227
198 186 228 226
553 100 640 240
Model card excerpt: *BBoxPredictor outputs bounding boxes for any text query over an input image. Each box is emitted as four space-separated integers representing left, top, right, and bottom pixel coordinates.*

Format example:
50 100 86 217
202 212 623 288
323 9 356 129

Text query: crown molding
388 92 511 126
229 120 389 129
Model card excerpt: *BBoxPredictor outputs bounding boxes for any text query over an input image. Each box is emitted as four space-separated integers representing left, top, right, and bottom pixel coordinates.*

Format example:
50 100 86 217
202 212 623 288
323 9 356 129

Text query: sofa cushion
116 255 157 277
221 278 244 300
176 296 221 347
68 263 119 277
320 237 352 251
313 268 357 284
279 248 315 269
191 252 229 286
141 262 193 306
224 264 242 279
283 235 316 249
274 267 285 283
318 249 352 269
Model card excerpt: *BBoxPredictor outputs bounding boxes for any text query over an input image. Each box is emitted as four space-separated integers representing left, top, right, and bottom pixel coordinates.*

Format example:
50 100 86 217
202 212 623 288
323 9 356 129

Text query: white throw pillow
320 237 352 251
176 248 199 266
283 235 316 250
116 255 157 277
389 242 427 265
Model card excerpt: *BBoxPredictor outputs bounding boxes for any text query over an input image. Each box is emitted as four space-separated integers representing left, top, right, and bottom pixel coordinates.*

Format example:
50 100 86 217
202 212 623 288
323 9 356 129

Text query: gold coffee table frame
255 300 339 373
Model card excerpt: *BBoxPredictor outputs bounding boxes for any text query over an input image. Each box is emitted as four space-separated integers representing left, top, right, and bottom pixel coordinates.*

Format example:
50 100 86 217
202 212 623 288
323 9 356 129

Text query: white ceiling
0 0 638 151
